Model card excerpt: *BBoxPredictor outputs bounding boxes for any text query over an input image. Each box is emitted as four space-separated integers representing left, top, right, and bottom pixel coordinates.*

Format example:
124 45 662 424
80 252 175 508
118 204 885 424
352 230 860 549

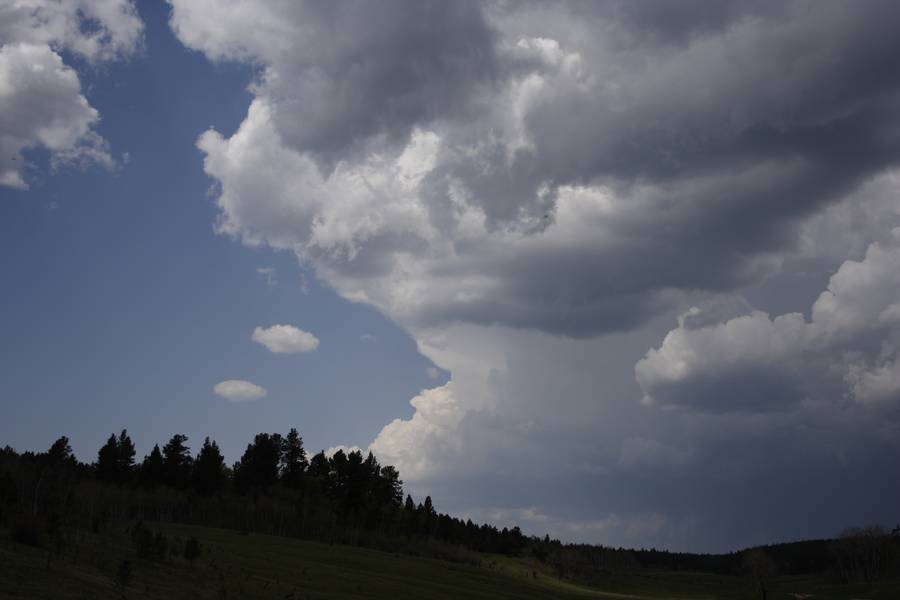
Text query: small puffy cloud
360 333 377 343
213 379 267 402
252 324 319 354
426 366 440 379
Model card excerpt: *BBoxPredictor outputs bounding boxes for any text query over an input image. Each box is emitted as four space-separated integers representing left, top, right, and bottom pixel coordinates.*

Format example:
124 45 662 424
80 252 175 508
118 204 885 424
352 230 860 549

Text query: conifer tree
280 428 307 489
308 451 330 479
139 444 165 488
116 430 135 483
193 437 226 495
162 434 192 489
234 433 283 491
46 436 74 464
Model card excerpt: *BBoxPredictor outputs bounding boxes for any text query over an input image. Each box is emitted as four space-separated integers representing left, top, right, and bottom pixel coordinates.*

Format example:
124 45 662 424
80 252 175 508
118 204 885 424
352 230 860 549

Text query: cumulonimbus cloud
173 0 900 338
252 324 319 354
170 0 900 550
213 379 268 402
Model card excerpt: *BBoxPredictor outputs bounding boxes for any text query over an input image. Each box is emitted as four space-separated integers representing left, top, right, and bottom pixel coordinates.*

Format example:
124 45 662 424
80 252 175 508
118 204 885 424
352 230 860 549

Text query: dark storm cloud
260 0 498 169
361 0 900 335
179 0 900 337
175 2 900 550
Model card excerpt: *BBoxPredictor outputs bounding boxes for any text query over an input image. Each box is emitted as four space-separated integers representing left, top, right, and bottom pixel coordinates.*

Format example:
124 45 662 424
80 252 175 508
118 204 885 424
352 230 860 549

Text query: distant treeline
1 431 898 587
0 431 528 560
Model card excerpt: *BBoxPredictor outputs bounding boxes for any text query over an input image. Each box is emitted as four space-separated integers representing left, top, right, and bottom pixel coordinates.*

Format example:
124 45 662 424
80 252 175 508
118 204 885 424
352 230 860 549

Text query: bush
131 521 168 561
11 514 42 547
153 531 168 560
115 559 132 592
184 536 201 566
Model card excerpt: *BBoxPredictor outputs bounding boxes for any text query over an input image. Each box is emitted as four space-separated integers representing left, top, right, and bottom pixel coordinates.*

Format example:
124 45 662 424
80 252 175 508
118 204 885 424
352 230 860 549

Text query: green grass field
1 523 898 599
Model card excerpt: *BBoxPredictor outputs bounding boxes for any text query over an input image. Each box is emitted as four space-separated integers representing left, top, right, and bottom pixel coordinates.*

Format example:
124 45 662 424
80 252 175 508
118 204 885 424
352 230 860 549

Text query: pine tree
379 465 403 506
193 437 226 495
234 433 283 491
96 433 119 483
280 428 307 489
139 444 165 488
46 436 74 464
308 451 330 479
116 430 135 484
162 434 193 489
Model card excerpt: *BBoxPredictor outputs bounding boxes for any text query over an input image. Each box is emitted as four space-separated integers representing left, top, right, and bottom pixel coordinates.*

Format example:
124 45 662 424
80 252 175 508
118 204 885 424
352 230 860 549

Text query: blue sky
0 1 440 463
3 1 900 552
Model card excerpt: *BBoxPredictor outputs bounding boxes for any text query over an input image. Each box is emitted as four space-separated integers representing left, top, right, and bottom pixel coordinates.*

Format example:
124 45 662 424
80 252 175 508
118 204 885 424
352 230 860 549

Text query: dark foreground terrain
2 521 899 600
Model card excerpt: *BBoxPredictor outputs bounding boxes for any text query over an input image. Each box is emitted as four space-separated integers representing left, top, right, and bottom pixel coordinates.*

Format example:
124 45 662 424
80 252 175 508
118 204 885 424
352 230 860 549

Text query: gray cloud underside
170 0 900 551
175 0 900 336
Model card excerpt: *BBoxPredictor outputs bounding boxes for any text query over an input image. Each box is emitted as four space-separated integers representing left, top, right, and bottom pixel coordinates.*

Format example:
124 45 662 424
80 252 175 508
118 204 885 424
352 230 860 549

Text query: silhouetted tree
378 465 403 506
234 433 283 491
139 444 165 488
46 436 74 465
96 434 118 483
308 451 329 479
97 430 135 484
116 430 135 482
280 428 307 489
162 434 192 490
192 437 226 495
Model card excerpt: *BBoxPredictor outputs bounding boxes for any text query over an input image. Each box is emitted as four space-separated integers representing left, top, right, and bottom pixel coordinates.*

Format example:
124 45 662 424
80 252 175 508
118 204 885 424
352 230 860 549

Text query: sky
2 0 900 553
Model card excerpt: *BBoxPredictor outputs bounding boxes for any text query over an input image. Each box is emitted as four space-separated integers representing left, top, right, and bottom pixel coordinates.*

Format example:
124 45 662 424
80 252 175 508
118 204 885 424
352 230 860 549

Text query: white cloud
636 229 900 412
172 1 900 550
324 445 364 459
213 379 267 402
360 333 377 343
370 383 465 480
0 0 142 62
252 324 319 354
0 0 142 188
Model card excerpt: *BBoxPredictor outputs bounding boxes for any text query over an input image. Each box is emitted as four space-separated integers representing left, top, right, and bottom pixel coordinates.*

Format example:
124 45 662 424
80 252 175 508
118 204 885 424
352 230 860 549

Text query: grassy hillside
1 522 899 599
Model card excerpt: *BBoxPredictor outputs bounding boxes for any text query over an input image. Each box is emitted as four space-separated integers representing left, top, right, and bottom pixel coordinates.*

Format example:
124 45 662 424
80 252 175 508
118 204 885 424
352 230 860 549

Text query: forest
2 430 899 591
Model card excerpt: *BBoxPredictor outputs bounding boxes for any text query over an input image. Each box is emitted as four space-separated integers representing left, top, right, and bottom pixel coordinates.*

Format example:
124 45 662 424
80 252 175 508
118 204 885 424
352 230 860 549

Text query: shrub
115 559 132 592
11 514 42 547
184 536 201 566
131 521 168 561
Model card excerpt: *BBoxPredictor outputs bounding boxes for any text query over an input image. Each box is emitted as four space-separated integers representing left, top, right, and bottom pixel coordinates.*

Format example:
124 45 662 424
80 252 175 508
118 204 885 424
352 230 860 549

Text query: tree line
0 430 528 559
2 430 898 590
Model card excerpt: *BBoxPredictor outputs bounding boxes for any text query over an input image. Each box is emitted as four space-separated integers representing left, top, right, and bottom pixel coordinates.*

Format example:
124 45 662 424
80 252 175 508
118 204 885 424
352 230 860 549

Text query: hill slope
2 522 899 600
